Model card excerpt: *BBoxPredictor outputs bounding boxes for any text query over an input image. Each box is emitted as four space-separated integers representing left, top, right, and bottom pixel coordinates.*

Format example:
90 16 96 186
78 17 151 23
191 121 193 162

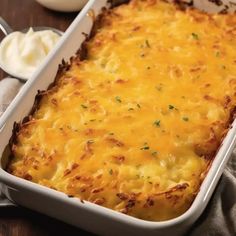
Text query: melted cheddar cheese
8 0 236 221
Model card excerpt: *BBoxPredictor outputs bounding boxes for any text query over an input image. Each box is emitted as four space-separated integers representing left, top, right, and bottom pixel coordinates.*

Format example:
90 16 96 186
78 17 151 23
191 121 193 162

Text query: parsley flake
182 117 189 122
191 33 199 40
109 169 113 175
156 85 162 91
169 104 175 110
115 96 122 103
140 145 150 150
151 151 158 156
153 120 161 127
81 104 88 109
145 39 151 48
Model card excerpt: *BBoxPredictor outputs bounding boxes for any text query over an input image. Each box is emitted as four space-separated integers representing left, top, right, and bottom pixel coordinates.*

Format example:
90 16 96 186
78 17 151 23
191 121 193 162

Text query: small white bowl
35 0 88 12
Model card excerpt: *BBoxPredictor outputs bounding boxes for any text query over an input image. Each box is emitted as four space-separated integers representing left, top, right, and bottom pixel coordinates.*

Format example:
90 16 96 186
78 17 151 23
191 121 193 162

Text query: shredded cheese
8 0 236 221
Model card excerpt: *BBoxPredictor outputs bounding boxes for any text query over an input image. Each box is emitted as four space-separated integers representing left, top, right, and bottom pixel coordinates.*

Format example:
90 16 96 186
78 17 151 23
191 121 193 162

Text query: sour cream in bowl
0 28 61 81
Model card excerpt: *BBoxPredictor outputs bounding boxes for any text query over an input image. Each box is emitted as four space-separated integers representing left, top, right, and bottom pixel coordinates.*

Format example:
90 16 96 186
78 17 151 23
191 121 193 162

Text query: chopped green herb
151 151 158 156
128 108 134 111
182 117 189 122
115 96 122 103
109 132 114 135
101 63 106 68
222 65 226 70
191 33 199 40
215 51 220 57
145 39 151 48
109 169 113 175
137 103 141 108
90 119 96 122
146 66 151 70
140 53 145 57
148 181 153 184
140 145 150 150
156 86 162 91
169 104 175 110
81 104 88 109
153 120 161 127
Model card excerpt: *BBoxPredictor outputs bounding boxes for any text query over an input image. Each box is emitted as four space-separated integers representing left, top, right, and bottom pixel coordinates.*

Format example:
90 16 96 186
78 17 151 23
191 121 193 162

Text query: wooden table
0 1 93 235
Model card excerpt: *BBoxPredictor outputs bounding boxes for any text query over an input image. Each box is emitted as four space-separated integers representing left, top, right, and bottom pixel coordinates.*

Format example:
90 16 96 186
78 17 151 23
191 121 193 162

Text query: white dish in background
0 0 236 235
35 0 88 12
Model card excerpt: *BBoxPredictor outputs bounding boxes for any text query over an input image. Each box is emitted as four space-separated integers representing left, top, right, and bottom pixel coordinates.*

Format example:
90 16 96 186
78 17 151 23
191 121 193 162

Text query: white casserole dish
0 0 236 235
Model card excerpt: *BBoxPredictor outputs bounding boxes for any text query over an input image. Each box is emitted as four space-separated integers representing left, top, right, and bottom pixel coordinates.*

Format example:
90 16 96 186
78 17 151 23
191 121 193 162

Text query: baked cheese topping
8 0 236 221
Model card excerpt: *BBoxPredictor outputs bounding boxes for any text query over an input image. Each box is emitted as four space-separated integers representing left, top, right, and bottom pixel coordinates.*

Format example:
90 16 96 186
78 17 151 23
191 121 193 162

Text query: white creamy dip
0 28 60 79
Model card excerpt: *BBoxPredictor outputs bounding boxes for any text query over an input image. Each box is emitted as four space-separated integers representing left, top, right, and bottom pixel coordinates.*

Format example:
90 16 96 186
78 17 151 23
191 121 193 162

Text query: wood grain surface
0 0 93 235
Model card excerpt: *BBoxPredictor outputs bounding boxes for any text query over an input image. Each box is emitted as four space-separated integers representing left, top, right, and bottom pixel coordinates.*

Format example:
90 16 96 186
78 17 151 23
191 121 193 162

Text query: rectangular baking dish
0 0 236 235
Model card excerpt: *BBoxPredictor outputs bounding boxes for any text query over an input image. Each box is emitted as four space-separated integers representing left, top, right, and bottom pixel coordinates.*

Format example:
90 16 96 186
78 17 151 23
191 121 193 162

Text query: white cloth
0 77 22 206
0 77 22 116
188 154 236 236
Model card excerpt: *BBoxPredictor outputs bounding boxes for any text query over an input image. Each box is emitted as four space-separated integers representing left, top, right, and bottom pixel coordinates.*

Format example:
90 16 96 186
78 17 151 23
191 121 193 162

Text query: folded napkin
0 77 23 116
187 154 236 236
0 77 235 235
0 77 23 206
